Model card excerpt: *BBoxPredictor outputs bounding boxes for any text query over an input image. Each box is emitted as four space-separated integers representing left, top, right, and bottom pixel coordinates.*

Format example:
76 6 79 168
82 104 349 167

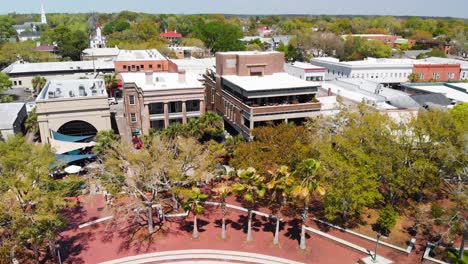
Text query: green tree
46 25 88 60
0 135 79 263
182 187 209 239
31 75 47 94
133 19 159 41
213 183 232 240
408 73 421 83
232 167 266 242
104 74 118 97
101 136 215 234
194 21 245 53
93 130 119 155
25 107 39 135
291 159 325 250
0 72 12 94
376 205 399 235
266 165 294 245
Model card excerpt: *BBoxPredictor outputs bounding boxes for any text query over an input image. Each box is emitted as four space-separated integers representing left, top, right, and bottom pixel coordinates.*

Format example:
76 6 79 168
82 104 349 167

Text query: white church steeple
41 4 47 24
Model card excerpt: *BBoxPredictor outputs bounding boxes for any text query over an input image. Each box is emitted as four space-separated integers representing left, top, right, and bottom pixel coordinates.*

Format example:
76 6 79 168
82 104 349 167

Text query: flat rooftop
217 51 281 56
120 72 204 91
0 103 25 129
37 79 107 101
171 58 215 75
286 61 327 71
82 47 120 57
311 57 464 68
222 72 319 91
405 83 468 102
116 49 166 61
2 60 115 75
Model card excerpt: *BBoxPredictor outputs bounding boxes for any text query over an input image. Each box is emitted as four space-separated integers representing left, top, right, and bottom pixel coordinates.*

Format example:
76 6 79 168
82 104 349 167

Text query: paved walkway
100 249 304 264
58 195 421 264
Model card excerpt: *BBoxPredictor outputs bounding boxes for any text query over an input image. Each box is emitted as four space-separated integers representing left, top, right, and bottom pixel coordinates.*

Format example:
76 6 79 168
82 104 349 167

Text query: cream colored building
36 79 112 143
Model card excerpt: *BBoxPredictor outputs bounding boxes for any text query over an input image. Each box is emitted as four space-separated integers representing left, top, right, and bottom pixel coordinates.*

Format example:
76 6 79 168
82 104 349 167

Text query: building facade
284 61 327 82
89 23 106 49
205 51 321 138
36 79 112 143
114 49 173 73
0 103 27 140
120 71 205 136
310 57 468 83
2 60 115 89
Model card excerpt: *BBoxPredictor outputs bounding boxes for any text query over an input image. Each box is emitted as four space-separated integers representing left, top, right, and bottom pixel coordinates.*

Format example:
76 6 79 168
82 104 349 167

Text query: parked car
108 97 117 105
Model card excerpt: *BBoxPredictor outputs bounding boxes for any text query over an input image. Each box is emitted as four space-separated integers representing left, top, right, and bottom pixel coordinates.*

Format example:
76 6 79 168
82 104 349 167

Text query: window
13 81 17 86
129 95 135 105
432 72 440 80
130 113 137 123
448 72 455 80
419 73 425 80
132 65 136 69
186 100 200 112
123 65 127 70
18 80 22 85
141 65 144 69
169 101 182 113
149 64 153 69
149 103 164 115
157 64 161 69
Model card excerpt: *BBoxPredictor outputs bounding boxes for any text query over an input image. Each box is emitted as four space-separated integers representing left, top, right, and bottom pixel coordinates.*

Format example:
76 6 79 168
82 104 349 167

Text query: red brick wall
413 64 460 82
114 60 171 73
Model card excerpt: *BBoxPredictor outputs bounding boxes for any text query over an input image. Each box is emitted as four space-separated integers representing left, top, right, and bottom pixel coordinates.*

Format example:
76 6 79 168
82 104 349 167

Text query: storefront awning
50 138 96 155
52 130 94 142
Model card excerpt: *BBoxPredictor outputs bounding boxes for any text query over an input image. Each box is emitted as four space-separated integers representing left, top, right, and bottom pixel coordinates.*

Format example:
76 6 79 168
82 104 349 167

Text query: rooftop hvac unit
78 85 87 96
55 87 61 95
69 90 75 97
48 91 55 98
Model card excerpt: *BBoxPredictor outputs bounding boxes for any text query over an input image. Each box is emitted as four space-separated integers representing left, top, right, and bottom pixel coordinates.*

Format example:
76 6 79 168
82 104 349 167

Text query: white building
12 4 46 35
0 103 27 140
90 23 106 49
2 60 115 89
284 61 327 82
310 57 415 83
310 57 468 83
36 79 112 143
82 47 120 61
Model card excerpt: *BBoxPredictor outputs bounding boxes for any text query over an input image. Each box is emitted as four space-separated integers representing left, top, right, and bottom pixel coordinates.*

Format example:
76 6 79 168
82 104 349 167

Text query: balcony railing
221 91 321 116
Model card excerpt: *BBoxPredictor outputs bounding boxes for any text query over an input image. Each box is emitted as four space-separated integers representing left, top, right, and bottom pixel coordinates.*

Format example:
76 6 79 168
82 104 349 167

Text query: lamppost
372 232 382 263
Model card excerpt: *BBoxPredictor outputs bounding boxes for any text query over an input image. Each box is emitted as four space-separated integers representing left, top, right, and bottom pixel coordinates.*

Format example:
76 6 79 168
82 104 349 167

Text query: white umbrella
64 165 82 174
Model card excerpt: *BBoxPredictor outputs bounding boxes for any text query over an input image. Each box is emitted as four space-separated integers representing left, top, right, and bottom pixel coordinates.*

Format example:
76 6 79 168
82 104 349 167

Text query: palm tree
182 187 208 239
291 159 325 250
31 76 47 95
24 108 39 135
232 167 266 242
104 74 118 97
266 165 294 245
213 183 232 240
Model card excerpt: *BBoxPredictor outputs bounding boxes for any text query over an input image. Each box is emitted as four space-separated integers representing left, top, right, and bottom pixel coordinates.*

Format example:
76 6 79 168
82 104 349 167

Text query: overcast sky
1 0 467 18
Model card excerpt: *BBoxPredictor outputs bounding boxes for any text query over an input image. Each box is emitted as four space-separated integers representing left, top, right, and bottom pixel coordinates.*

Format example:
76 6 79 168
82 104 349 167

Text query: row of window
122 64 162 71
350 72 409 79
305 76 323 81
13 80 23 86
418 72 456 80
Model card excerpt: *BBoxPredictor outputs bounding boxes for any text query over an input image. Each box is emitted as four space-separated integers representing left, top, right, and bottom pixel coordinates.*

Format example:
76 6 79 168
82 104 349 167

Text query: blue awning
52 130 94 142
53 154 96 167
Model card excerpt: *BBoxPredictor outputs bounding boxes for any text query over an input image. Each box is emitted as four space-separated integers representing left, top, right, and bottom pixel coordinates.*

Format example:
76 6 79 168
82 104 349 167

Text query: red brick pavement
58 195 424 264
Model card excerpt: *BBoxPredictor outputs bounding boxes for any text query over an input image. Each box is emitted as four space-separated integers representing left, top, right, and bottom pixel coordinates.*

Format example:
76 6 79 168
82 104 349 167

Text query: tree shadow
262 217 286 238
284 219 310 244
179 217 211 234
58 230 95 264
235 213 263 234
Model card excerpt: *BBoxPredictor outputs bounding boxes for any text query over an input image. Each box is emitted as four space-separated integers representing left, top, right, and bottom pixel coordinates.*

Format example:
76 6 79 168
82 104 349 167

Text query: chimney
178 70 186 83
145 71 153 85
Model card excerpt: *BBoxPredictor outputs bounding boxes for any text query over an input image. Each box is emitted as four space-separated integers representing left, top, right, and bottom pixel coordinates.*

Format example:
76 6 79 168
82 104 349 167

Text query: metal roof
0 103 25 130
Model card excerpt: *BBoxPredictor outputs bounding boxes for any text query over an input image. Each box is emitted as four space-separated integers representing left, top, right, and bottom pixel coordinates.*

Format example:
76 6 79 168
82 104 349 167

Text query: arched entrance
58 120 97 137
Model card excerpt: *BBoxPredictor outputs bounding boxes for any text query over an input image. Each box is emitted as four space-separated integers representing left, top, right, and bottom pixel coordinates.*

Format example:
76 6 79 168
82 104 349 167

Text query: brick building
120 71 205 136
413 64 460 82
114 49 173 73
204 51 321 138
